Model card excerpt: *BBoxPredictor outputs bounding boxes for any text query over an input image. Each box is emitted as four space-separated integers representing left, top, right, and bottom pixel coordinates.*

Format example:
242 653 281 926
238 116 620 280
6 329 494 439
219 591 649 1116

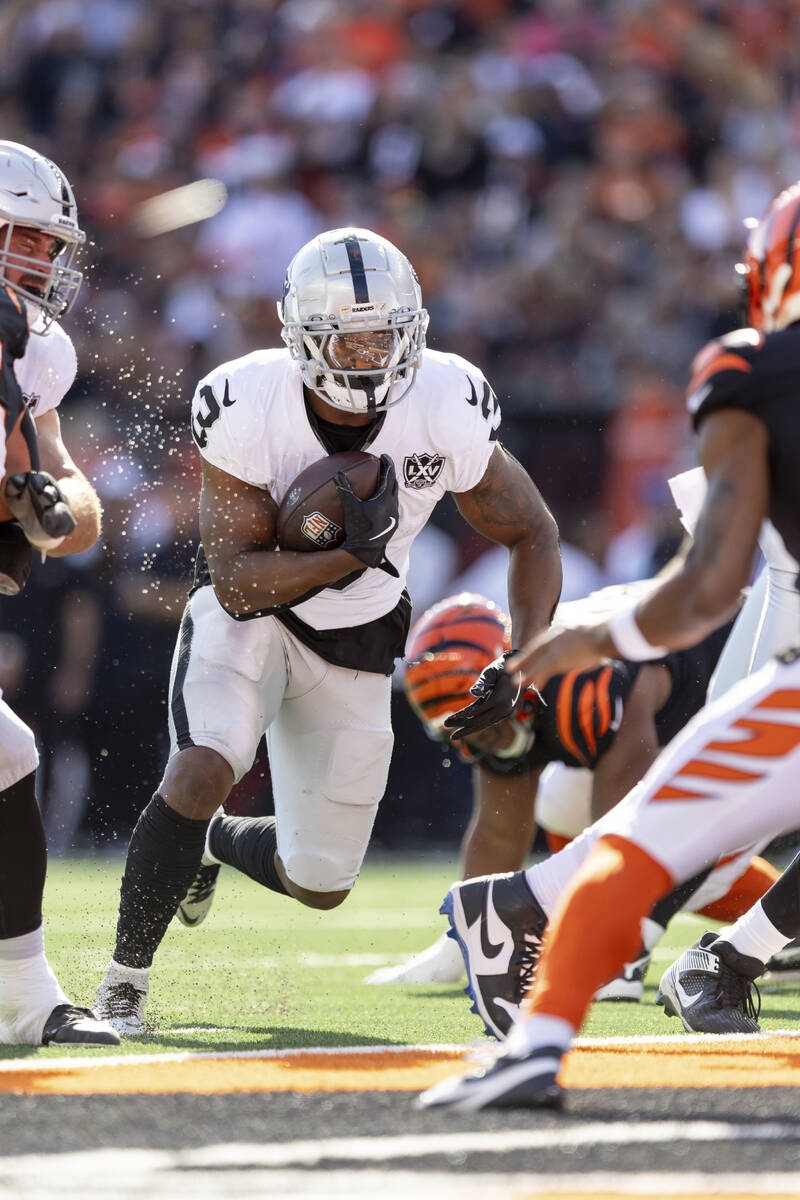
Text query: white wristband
607 604 668 662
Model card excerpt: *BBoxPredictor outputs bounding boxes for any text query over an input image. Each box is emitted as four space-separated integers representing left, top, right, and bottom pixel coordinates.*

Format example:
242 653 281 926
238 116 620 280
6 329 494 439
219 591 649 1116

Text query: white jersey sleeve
190 351 285 490
432 353 501 494
13 322 77 416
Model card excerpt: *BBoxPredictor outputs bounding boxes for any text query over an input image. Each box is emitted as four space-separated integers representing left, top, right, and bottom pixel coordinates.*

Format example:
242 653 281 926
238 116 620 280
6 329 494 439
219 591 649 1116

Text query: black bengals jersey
481 620 733 777
688 326 800 570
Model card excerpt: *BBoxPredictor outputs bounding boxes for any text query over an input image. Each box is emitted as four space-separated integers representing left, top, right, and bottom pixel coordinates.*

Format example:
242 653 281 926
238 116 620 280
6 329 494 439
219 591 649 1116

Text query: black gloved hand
334 453 399 578
444 651 525 740
4 471 76 551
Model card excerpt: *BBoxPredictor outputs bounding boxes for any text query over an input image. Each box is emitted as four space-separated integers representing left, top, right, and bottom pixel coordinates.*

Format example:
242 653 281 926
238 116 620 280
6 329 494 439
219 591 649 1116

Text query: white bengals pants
533 652 800 895
167 586 394 893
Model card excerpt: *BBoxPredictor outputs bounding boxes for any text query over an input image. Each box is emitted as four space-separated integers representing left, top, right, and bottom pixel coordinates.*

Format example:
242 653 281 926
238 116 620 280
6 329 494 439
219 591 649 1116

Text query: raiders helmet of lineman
0 141 85 329
738 180 800 333
279 227 429 413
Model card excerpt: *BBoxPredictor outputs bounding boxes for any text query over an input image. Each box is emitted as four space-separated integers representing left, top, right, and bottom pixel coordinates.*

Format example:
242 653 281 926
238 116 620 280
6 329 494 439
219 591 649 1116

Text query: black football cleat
418 1043 564 1111
441 871 548 1040
764 937 800 979
656 931 762 1033
41 1004 120 1047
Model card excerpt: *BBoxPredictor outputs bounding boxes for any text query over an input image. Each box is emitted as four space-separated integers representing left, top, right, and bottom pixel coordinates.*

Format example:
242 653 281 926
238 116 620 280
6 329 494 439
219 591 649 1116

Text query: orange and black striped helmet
739 181 800 332
403 593 511 737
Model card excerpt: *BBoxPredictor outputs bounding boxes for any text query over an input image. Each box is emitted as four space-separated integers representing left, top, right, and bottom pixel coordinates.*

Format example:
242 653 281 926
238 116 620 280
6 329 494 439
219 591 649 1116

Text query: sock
114 792 210 969
545 831 572 853
525 834 672 1030
722 898 793 965
209 815 289 896
698 856 780 924
525 827 598 918
0 773 46 937
505 1013 574 1058
0 925 69 1045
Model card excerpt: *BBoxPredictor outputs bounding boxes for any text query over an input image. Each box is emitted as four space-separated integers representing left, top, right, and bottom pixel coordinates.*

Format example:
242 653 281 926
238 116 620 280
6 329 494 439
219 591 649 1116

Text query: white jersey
191 346 501 629
14 321 76 419
0 319 76 476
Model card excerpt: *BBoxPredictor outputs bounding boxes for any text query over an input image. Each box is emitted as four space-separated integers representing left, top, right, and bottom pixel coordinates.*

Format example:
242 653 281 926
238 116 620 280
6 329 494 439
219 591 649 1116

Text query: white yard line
0 1128 799 1189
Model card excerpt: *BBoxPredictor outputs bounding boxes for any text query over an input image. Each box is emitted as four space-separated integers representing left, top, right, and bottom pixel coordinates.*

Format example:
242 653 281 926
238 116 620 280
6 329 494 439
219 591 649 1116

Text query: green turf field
11 854 798 1060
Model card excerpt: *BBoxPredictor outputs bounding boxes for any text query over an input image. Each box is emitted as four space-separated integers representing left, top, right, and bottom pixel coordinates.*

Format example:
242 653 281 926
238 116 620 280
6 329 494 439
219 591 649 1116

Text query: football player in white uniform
0 142 117 1046
94 227 562 1032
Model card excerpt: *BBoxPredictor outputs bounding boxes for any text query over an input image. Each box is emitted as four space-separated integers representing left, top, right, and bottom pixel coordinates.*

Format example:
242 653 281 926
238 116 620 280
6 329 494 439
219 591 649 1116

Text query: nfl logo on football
301 511 342 547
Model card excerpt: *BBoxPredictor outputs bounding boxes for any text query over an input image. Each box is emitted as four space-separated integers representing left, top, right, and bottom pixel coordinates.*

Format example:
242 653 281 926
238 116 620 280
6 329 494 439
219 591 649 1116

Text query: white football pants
167 586 394 893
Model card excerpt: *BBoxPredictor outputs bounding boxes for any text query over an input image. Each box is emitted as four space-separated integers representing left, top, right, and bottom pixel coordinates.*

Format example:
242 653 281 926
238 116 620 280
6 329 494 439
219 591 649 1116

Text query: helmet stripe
342 234 370 304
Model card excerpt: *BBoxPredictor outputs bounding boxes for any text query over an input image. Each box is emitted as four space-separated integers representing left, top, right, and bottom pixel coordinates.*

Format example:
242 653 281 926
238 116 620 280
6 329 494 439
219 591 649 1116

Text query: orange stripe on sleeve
687 344 752 395
556 671 588 766
595 666 612 737
577 680 597 758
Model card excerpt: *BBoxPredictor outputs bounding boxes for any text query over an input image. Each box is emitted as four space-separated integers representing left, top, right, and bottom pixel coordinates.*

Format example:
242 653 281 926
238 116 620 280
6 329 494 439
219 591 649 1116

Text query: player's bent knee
161 746 234 818
535 763 592 841
285 880 351 910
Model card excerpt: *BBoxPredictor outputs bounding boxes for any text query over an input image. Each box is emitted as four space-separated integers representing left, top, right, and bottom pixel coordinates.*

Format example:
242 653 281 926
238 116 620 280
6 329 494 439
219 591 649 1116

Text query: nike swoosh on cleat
369 516 397 540
674 978 703 1009
479 881 512 962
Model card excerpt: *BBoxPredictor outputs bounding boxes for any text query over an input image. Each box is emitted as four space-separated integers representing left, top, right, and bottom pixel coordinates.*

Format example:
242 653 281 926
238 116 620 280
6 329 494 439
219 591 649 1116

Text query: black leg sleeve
114 792 209 969
760 850 800 939
0 772 46 938
209 815 288 896
648 865 715 931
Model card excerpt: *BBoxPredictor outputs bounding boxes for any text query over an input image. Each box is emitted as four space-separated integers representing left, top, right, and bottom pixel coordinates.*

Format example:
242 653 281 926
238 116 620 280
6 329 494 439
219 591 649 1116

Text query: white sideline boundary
1 1030 800 1073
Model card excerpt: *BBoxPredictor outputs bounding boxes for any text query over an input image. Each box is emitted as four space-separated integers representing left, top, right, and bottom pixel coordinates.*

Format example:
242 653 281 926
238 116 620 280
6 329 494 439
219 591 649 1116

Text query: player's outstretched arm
199 458 367 614
508 408 769 691
33 408 101 556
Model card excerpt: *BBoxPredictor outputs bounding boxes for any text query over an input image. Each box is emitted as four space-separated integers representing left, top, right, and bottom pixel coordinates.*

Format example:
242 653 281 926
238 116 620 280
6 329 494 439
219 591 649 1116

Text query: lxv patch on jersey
403 451 445 489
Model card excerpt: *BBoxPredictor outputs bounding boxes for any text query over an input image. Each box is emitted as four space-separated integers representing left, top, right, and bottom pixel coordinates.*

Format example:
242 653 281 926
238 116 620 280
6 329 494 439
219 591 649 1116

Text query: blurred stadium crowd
0 0 796 848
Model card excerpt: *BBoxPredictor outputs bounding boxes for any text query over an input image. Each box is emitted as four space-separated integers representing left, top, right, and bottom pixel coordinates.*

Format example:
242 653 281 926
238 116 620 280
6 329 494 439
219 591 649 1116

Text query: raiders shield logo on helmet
301 511 342 547
403 452 445 490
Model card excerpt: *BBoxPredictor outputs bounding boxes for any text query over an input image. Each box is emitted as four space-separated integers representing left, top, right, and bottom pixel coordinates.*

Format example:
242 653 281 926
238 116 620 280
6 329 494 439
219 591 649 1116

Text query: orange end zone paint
0 1036 798 1096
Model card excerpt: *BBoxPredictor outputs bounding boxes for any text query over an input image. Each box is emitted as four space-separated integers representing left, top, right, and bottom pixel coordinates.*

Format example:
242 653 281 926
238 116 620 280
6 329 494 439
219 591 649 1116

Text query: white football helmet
0 141 85 330
279 227 429 413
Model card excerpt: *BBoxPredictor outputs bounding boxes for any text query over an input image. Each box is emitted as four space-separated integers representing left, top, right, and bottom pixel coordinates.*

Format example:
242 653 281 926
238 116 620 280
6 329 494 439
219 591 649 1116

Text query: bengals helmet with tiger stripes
738 181 800 333
404 593 511 736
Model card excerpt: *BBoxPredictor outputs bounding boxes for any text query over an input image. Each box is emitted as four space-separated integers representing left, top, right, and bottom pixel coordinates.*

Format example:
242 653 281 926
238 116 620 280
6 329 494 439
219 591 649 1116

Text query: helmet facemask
279 227 429 414
0 218 83 330
283 308 427 413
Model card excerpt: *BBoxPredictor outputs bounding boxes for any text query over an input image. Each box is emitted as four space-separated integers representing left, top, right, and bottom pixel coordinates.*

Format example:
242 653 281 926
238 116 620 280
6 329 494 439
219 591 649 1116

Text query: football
276 450 381 552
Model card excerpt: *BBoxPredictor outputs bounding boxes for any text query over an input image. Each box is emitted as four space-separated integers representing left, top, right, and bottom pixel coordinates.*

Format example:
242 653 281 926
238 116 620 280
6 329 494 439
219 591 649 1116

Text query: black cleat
418 1043 564 1111
441 871 548 1040
656 931 762 1033
764 937 800 979
41 1004 120 1047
